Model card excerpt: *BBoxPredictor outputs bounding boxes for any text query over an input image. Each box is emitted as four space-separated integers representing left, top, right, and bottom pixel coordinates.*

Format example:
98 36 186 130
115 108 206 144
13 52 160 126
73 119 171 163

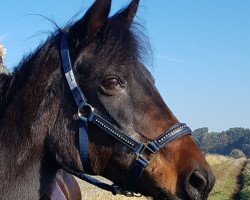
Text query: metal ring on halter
78 104 94 121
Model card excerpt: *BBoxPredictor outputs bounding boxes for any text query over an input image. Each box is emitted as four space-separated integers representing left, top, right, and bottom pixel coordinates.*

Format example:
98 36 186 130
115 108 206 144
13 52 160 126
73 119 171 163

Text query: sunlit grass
206 154 247 200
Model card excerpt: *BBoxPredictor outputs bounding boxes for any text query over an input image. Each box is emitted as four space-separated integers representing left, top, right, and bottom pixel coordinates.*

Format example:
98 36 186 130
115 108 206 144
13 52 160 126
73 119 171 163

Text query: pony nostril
186 170 207 199
190 170 207 192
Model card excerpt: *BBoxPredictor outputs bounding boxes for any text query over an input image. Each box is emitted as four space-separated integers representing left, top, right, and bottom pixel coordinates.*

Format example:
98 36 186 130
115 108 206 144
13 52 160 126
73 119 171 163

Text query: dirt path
76 176 148 200
231 160 248 200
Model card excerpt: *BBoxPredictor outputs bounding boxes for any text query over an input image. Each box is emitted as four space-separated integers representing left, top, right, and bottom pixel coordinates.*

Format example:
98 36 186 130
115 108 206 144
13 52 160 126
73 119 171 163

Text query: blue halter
60 33 192 196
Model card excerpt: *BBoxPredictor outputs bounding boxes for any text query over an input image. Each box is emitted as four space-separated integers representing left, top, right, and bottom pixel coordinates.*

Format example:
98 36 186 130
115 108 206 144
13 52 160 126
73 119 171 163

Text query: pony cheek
138 154 178 196
101 151 135 186
46 131 83 172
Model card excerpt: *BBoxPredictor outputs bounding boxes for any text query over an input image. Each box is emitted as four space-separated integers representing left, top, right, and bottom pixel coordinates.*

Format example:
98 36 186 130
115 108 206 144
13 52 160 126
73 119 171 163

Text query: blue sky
1 0 250 132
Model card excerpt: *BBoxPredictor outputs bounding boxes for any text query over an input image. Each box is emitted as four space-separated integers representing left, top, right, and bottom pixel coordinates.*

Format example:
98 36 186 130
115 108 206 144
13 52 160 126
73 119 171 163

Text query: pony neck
0 159 58 200
0 47 61 199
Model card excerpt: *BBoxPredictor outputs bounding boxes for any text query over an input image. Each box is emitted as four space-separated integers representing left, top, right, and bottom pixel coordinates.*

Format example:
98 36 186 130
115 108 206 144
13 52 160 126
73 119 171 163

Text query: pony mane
0 33 59 117
0 73 9 107
0 10 151 112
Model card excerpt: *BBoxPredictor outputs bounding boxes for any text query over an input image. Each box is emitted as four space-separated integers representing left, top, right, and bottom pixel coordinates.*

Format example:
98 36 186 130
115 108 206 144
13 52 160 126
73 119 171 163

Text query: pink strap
41 179 67 200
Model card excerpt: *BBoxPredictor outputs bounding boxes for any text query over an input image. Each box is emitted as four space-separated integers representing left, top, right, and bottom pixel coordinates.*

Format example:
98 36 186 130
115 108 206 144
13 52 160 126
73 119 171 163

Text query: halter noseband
60 33 192 195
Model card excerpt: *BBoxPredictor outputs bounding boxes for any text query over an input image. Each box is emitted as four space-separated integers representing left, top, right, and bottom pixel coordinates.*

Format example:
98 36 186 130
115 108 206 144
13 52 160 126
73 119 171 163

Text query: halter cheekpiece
60 33 192 196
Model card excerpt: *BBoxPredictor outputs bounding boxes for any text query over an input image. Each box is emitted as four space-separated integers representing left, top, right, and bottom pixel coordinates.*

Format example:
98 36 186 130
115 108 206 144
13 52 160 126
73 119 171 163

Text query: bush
240 186 250 200
240 161 250 199
229 149 246 159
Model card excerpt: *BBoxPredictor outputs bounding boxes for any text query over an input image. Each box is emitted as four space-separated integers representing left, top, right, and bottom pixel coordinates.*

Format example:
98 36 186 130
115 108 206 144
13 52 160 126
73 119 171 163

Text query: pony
0 0 215 199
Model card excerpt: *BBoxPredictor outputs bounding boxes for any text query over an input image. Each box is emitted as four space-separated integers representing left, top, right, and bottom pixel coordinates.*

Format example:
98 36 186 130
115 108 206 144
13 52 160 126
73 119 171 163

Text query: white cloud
156 55 186 64
0 33 9 42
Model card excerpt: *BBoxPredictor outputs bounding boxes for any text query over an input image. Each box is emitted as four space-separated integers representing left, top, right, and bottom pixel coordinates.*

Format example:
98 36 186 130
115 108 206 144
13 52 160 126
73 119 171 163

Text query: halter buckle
134 144 151 168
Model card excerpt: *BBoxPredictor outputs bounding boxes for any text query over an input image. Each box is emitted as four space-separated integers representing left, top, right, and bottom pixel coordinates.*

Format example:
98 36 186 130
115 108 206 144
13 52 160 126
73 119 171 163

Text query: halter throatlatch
60 33 192 195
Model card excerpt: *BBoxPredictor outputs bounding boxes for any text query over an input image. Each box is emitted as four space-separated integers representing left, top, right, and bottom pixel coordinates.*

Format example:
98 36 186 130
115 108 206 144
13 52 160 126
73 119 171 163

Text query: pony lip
150 187 181 200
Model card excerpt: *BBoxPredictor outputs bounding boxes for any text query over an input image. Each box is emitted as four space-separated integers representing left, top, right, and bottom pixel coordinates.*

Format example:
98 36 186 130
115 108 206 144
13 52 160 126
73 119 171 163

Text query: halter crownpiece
60 33 192 195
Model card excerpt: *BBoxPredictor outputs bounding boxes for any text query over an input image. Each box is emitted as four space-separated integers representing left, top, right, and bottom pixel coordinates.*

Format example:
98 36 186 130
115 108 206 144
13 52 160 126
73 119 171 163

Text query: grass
76 154 248 200
240 160 250 200
206 154 247 200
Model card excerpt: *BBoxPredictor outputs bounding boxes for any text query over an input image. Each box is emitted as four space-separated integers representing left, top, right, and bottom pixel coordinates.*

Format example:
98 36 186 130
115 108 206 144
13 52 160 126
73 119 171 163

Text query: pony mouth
149 192 204 200
144 188 182 200
150 195 181 200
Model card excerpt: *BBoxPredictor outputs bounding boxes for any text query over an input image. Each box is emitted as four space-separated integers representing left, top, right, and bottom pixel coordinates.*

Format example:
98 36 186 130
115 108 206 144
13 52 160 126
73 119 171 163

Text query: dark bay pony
0 0 215 199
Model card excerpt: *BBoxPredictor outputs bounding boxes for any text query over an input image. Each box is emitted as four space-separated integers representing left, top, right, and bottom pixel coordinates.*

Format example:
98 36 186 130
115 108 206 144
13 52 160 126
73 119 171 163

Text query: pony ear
70 0 111 40
86 0 111 37
113 0 140 27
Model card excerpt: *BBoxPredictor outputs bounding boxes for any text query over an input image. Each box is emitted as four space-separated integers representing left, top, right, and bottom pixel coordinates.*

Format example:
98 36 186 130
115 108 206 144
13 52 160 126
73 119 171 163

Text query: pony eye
102 77 120 90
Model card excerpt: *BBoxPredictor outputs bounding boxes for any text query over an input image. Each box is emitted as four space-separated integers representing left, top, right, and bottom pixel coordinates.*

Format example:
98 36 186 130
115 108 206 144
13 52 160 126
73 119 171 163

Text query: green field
76 154 250 200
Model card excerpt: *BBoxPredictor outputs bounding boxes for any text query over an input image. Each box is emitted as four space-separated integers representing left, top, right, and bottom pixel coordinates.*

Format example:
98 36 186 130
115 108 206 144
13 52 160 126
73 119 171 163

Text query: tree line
193 127 250 158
